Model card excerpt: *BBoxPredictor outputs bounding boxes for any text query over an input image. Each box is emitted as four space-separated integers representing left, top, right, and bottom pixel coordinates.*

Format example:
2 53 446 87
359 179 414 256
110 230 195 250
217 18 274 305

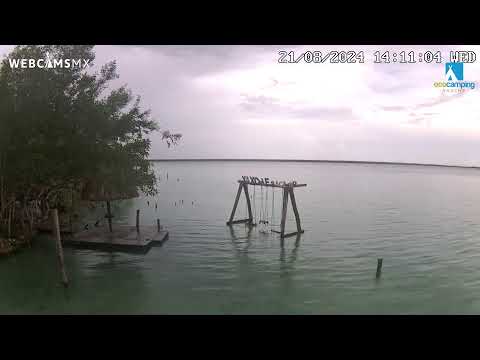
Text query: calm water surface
2 161 480 314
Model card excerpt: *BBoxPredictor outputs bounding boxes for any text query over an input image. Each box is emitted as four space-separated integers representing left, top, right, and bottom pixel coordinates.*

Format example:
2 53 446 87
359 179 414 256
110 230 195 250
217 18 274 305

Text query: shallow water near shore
2 160 480 314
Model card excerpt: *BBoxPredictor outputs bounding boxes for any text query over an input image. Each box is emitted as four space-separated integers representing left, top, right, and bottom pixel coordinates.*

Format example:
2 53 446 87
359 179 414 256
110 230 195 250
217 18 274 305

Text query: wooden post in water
136 209 140 233
376 258 383 279
52 209 69 287
157 219 161 233
106 201 113 233
279 187 289 238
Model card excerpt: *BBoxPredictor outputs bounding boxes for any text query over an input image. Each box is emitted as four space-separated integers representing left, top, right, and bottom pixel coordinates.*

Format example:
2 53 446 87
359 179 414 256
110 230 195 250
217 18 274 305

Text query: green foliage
0 45 181 209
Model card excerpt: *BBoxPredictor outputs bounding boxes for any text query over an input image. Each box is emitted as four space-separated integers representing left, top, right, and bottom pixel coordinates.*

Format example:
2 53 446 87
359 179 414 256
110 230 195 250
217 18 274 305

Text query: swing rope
253 185 256 224
271 187 275 229
265 185 269 225
260 184 264 224
245 187 248 220
270 187 281 227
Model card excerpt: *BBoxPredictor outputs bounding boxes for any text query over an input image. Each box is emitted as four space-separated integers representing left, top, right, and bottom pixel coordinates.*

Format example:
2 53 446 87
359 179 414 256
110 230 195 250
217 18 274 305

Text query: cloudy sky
1 45 480 166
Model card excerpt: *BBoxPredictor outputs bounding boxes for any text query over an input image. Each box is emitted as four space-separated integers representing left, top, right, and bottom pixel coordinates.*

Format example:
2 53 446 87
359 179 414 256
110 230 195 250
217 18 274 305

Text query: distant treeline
148 159 480 170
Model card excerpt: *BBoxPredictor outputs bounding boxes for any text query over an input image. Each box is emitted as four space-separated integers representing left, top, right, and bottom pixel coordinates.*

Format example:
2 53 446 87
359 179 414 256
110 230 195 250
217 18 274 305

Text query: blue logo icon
445 62 463 81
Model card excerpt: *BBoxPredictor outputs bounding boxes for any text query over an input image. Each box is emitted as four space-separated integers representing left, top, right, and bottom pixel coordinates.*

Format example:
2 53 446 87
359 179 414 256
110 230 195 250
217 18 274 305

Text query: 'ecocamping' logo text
8 52 90 69
433 62 476 93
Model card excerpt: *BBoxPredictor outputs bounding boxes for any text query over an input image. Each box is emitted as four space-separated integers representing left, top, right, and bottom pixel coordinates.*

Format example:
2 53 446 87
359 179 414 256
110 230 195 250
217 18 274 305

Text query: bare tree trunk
0 153 4 217
0 175 4 218
7 203 12 240
11 200 15 237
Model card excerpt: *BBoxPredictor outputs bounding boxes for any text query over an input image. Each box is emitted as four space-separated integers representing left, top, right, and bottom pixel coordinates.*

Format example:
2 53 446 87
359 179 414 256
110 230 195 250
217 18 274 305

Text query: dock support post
279 187 289 238
52 209 69 287
136 209 140 233
106 201 113 233
288 187 303 234
157 219 160 233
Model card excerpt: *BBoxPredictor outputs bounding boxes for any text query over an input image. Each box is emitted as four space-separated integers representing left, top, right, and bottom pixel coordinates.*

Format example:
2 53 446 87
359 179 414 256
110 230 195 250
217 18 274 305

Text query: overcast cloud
1 44 480 166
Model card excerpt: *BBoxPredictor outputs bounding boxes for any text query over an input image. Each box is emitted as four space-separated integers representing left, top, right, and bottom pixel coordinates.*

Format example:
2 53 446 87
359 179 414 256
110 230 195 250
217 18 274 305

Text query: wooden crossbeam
226 218 251 225
282 230 305 238
238 180 306 188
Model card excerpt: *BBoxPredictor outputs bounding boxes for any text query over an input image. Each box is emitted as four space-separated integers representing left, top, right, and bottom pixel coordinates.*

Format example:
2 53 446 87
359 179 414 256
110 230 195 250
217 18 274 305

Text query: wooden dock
62 225 169 254
0 238 15 256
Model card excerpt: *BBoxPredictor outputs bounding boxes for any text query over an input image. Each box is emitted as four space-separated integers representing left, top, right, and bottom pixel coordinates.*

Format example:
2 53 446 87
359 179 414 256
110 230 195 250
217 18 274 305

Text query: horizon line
148 158 480 170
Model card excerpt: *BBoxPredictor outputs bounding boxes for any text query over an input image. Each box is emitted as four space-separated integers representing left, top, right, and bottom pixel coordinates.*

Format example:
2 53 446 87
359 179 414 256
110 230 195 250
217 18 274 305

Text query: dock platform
62 225 169 254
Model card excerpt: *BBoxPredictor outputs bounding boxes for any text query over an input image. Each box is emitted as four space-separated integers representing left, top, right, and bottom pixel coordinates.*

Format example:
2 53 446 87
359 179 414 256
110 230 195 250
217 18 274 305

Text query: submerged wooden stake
136 209 140 233
376 258 383 279
52 209 69 287
106 201 113 233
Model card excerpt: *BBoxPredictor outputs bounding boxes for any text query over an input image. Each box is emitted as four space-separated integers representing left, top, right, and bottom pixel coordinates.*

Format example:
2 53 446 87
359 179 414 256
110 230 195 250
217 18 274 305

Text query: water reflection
75 250 152 314
280 234 301 267
229 224 254 253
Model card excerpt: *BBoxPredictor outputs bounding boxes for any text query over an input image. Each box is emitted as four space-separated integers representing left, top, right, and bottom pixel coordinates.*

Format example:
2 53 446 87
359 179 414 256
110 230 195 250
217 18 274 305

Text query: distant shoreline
149 159 480 170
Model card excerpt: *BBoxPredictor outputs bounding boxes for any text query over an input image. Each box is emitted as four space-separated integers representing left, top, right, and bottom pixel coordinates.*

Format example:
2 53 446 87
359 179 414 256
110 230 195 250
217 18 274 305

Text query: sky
1 45 480 166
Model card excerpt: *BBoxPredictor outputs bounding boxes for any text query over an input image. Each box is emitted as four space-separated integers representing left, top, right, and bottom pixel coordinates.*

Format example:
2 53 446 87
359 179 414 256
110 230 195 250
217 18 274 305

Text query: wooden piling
52 209 69 287
136 209 140 233
376 258 383 278
106 200 113 233
157 219 160 232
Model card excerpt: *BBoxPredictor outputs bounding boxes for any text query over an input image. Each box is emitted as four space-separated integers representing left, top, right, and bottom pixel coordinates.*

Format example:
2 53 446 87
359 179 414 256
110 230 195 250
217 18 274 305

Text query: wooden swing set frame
226 179 306 238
